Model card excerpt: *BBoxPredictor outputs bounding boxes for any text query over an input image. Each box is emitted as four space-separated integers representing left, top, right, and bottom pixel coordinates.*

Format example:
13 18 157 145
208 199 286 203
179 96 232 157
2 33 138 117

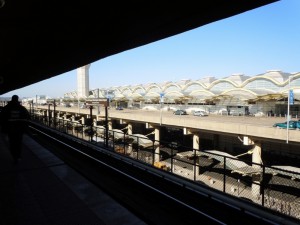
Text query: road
34 105 300 143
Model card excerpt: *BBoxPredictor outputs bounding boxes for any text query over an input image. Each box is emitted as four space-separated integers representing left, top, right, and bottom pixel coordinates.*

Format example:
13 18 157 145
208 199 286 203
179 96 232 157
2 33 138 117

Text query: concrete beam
120 119 128 124
183 127 197 135
243 136 255 145
146 122 155 129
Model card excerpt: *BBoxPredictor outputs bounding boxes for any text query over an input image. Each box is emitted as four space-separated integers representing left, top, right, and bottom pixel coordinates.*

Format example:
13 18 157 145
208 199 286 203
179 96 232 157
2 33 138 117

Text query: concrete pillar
184 128 201 176
154 128 160 162
252 142 262 166
193 134 200 176
146 123 161 162
127 124 132 135
251 142 262 199
108 121 112 130
193 134 200 150
127 124 133 154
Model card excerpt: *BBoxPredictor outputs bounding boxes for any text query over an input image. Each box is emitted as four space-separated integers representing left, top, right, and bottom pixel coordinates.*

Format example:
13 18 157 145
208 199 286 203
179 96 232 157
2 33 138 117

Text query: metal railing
30 112 300 220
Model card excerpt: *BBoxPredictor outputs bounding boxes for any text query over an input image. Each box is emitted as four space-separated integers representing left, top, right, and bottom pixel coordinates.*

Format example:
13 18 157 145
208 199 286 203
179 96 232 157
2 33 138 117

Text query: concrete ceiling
0 0 278 95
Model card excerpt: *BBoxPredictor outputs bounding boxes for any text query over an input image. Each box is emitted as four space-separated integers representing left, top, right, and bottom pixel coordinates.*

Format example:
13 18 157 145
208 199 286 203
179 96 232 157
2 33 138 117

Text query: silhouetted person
0 95 30 163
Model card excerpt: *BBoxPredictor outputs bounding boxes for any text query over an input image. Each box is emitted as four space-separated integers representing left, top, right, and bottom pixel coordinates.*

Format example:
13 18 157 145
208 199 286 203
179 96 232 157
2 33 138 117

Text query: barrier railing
30 112 300 220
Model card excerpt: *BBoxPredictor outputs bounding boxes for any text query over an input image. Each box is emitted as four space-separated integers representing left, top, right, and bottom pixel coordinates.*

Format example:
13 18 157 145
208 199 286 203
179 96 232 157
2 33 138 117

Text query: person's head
11 95 19 102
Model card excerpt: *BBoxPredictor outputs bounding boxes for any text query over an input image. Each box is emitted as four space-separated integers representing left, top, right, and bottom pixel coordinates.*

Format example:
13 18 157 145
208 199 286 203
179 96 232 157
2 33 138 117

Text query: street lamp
287 76 294 144
160 93 164 125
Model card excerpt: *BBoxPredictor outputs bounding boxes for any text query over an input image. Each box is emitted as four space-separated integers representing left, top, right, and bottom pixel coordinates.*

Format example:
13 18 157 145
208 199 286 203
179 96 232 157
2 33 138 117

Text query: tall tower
77 64 90 98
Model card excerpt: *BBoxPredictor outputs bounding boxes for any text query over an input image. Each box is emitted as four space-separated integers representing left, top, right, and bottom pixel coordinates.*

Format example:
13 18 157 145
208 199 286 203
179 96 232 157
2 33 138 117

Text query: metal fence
30 112 300 220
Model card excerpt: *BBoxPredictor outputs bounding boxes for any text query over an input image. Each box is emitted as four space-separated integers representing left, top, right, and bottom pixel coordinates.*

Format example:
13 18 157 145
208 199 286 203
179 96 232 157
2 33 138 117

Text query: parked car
273 120 300 129
173 109 187 115
193 110 208 116
116 106 124 110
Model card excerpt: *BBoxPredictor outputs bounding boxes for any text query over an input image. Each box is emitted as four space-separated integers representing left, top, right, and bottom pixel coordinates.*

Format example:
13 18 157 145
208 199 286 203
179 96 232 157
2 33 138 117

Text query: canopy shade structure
201 150 249 169
106 128 137 143
94 126 106 137
265 165 300 180
0 0 278 95
131 134 159 149
108 129 129 141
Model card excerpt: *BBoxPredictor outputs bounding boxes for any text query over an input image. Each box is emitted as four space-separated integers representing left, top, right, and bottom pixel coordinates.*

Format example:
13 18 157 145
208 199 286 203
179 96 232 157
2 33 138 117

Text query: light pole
35 95 38 110
160 93 164 125
286 76 293 144
97 88 100 114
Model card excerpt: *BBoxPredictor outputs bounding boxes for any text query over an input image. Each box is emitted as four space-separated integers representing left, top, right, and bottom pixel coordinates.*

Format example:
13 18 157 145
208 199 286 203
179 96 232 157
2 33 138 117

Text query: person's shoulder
21 105 30 116
19 105 29 112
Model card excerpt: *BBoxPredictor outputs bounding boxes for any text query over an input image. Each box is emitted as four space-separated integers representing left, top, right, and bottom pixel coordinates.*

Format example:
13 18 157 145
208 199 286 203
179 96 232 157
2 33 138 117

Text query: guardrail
30 112 300 220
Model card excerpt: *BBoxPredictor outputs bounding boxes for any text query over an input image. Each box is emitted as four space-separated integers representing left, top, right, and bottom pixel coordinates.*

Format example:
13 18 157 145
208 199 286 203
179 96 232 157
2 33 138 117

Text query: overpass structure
33 105 300 166
36 105 300 142
31 105 300 220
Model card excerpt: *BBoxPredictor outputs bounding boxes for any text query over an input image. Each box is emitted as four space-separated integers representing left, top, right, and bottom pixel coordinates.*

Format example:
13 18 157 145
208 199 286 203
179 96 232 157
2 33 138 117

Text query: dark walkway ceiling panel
0 0 278 94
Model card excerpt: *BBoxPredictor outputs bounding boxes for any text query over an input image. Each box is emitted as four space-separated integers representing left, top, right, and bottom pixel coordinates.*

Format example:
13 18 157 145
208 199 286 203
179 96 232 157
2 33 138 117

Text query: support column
184 128 200 176
192 134 200 176
251 141 262 199
108 121 112 130
127 123 133 154
193 134 200 151
127 124 132 135
252 142 262 166
241 136 262 199
146 123 161 163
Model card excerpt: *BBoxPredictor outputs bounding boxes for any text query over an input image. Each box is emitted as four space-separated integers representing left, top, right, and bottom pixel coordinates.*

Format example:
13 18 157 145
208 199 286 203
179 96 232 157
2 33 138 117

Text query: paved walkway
0 131 147 225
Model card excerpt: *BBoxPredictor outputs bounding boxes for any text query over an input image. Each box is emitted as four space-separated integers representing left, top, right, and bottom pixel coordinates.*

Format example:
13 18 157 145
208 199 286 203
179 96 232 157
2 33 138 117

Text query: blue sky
2 0 299 99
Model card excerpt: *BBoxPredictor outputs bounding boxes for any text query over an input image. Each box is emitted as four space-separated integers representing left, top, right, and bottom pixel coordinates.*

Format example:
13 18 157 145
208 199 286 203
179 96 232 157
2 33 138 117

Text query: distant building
65 70 300 116
77 64 90 98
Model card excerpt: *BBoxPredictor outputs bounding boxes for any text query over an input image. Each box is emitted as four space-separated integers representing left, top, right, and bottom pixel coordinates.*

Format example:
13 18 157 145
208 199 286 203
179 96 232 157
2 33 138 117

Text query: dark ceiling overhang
0 0 278 95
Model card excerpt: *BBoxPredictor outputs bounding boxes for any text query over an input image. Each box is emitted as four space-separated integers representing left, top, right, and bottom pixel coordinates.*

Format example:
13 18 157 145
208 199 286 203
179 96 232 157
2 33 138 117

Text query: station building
65 70 300 117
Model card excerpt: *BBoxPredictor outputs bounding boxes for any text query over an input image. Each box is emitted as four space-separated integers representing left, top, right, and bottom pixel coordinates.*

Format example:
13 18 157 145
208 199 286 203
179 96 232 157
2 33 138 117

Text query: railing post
262 165 265 207
137 136 140 160
193 149 197 181
223 156 226 193
89 106 93 142
152 141 155 165
171 145 174 172
53 100 56 129
112 131 115 150
105 99 109 147
47 104 51 126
